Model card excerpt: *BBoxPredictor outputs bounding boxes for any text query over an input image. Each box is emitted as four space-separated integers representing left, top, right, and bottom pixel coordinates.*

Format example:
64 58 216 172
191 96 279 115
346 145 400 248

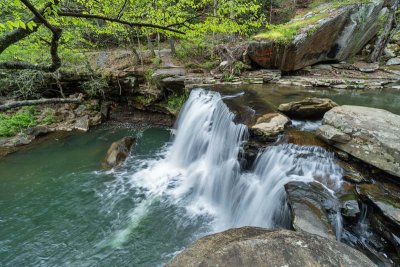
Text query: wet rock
167 227 375 267
250 113 290 141
337 182 360 218
316 125 351 144
357 183 400 228
336 150 349 161
89 112 102 127
100 101 112 121
357 183 400 251
74 115 90 132
337 161 369 184
278 97 338 119
103 136 136 168
24 126 51 137
248 1 385 71
386 57 400 66
285 181 337 239
317 105 400 178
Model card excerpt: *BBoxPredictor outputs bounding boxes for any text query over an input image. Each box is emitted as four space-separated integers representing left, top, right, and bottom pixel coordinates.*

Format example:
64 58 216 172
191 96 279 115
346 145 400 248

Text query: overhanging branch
58 12 185 34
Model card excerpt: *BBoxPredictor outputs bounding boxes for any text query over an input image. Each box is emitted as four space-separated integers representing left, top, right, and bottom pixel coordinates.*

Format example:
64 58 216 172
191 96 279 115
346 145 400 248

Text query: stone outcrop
248 1 386 71
278 97 338 119
103 136 136 168
317 105 400 178
356 183 400 250
285 181 338 239
250 112 290 141
167 227 375 267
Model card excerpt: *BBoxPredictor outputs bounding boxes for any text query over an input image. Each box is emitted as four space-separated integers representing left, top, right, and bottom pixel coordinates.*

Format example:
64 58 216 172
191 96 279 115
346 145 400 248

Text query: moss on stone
253 0 376 44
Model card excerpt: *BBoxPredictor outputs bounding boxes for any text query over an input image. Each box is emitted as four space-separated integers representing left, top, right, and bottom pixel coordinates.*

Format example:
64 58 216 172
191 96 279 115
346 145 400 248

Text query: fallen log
0 98 82 112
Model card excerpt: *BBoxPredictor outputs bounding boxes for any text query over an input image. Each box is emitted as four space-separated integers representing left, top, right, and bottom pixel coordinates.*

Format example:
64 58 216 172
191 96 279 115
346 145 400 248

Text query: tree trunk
169 37 176 55
146 35 156 57
369 1 399 62
0 98 82 112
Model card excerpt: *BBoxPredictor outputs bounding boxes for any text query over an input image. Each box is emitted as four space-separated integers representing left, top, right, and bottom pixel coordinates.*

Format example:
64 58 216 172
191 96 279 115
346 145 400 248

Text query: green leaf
18 20 26 29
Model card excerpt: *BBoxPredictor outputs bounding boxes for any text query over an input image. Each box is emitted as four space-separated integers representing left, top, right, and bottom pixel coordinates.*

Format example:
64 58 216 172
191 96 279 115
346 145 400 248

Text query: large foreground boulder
316 105 400 178
167 227 375 267
248 1 386 71
278 97 338 119
103 136 136 168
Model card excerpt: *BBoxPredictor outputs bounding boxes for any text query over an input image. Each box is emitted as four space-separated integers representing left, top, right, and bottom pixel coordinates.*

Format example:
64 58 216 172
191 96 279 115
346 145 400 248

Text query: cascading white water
124 89 343 240
224 144 343 231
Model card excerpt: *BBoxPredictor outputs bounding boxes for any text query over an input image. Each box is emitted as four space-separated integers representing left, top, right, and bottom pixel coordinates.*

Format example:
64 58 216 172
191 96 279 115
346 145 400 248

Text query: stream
1 86 399 266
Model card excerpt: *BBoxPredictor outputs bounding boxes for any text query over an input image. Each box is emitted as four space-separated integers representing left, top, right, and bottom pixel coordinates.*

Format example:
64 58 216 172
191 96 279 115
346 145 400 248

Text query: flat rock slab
285 181 337 239
317 105 400 178
167 227 375 267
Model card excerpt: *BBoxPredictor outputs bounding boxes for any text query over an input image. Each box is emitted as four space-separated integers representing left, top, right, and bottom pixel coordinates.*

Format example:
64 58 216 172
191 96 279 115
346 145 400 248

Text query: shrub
0 107 37 137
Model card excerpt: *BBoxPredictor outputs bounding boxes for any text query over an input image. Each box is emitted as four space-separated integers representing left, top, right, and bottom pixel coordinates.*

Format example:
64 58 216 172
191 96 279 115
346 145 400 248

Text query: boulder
278 97 338 119
249 1 385 71
166 227 375 267
250 113 290 141
317 105 400 178
74 115 90 132
103 136 136 168
285 181 338 239
386 57 400 66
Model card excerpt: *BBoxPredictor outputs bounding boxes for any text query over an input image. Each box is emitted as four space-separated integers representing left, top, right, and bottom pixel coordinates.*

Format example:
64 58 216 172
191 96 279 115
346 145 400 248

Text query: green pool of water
0 124 210 266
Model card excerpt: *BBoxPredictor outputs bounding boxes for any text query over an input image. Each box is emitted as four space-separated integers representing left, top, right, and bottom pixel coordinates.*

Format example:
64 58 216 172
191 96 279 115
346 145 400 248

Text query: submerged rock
167 227 375 267
249 1 386 71
317 105 400 178
250 112 290 141
103 136 136 168
285 181 337 239
278 97 338 119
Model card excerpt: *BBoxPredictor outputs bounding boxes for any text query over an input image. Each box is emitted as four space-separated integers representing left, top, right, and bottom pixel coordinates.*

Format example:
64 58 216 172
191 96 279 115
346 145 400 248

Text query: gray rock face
251 113 290 141
248 1 385 71
285 181 337 239
278 97 338 119
103 136 135 168
356 183 400 249
317 105 400 178
386 57 400 66
167 227 376 267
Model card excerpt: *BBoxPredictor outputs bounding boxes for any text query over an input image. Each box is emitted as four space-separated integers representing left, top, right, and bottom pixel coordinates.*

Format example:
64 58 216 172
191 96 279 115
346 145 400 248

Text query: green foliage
232 61 249 75
41 108 57 125
254 13 325 43
134 95 156 106
222 73 236 82
166 93 188 114
81 76 110 98
151 57 162 67
0 107 37 137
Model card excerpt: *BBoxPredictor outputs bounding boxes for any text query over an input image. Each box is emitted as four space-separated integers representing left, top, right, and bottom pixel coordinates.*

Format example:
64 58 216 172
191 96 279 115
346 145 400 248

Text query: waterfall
127 89 343 237
224 144 343 231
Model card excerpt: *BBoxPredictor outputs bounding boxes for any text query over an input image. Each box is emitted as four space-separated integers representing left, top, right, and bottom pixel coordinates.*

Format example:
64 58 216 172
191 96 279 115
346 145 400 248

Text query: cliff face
248 0 387 71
